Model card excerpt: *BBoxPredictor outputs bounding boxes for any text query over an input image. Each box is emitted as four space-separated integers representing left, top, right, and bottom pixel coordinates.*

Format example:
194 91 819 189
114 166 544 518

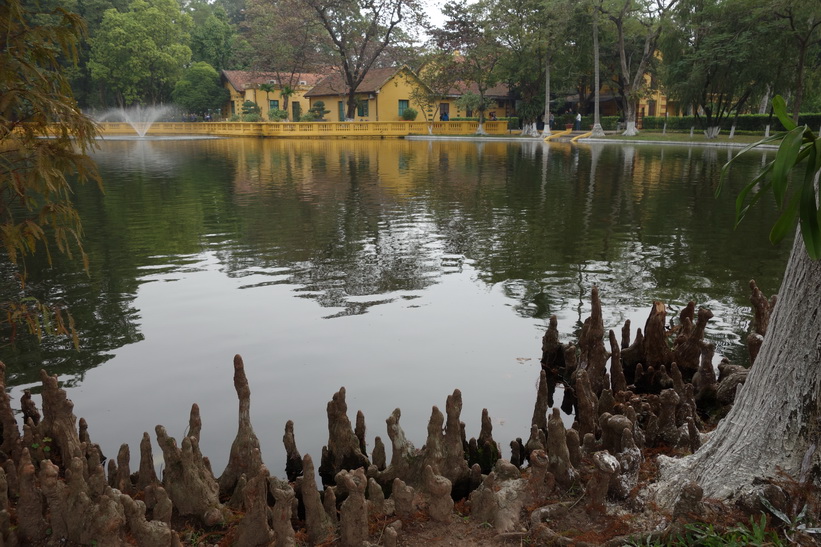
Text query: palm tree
259 83 275 117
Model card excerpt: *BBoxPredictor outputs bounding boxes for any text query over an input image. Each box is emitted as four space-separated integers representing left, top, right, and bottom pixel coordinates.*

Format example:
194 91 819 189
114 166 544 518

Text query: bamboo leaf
772 95 796 131
772 127 805 207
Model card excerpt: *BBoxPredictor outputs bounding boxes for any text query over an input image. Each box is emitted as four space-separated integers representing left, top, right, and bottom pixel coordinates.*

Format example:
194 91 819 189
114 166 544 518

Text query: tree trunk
591 4 605 138
476 93 487 135
758 84 771 115
541 55 551 137
346 93 357 121
793 40 808 124
704 126 721 139
657 234 821 505
523 123 539 137
622 101 638 136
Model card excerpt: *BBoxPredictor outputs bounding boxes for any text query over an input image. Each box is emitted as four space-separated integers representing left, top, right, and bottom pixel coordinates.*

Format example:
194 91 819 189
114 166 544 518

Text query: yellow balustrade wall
96 120 514 138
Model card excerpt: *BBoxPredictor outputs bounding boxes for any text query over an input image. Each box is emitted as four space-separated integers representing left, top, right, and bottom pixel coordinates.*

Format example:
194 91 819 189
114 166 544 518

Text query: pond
1 137 791 477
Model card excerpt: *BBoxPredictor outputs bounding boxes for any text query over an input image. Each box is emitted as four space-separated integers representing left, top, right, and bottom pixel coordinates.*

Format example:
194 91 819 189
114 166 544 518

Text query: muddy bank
0 282 794 545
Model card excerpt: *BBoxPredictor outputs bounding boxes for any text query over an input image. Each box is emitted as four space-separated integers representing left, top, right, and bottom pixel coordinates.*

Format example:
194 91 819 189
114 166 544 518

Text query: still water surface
2 137 791 476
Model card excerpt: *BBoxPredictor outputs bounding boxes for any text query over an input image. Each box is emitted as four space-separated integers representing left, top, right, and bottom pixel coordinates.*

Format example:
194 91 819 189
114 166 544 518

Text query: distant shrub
241 100 260 116
401 107 418 121
268 108 288 121
600 116 620 131
641 113 821 131
308 101 330 121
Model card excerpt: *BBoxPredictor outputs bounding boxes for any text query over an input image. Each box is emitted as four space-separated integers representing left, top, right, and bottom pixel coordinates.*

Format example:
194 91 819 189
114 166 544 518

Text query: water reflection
0 138 790 477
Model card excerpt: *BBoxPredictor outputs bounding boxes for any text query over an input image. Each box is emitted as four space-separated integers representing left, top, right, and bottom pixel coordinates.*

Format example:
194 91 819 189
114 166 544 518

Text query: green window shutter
338 101 345 121
398 100 409 116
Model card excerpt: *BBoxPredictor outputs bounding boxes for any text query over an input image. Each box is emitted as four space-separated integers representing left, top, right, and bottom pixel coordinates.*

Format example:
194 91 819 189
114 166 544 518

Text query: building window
338 101 345 121
269 99 279 111
357 99 369 117
398 100 409 117
292 102 301 120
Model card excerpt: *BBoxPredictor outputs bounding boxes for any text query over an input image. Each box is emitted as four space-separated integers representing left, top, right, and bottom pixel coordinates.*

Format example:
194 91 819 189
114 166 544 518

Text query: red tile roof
448 81 511 99
304 67 406 97
222 67 510 101
221 70 324 92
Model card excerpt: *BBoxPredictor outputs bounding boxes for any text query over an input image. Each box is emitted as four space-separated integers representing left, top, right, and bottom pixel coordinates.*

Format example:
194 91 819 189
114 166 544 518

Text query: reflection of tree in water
0 138 792 388
220 139 789 357
224 144 447 316
414 142 788 362
0 140 241 386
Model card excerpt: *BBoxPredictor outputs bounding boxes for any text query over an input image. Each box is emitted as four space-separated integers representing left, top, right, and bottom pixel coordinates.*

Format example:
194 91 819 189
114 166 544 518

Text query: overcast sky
424 0 446 27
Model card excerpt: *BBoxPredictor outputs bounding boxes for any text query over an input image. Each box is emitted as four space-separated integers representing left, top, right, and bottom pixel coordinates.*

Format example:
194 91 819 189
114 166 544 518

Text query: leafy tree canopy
660 0 785 135
189 4 235 70
89 0 192 105
433 0 505 127
301 0 426 118
172 62 229 114
1 0 101 342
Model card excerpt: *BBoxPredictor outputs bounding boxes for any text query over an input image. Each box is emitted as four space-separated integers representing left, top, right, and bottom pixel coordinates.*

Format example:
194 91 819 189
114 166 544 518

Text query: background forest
26 0 821 124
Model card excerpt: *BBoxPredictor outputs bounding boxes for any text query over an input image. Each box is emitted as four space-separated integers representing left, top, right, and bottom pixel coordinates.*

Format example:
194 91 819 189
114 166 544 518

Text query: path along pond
1 137 791 477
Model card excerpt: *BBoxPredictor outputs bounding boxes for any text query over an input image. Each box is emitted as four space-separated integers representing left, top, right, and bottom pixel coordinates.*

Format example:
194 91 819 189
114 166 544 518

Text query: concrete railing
97 120 512 138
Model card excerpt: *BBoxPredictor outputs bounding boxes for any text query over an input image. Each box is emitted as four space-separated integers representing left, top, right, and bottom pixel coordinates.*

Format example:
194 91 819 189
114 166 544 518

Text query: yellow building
638 87 677 119
443 82 514 120
221 70 324 121
564 82 675 123
303 66 438 122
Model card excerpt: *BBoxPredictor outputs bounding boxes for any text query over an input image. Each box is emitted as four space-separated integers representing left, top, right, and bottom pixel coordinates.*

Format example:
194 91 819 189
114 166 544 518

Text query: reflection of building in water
227 139 517 203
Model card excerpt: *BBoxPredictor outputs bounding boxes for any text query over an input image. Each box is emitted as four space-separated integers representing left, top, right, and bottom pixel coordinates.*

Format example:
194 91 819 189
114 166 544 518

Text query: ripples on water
1 138 790 477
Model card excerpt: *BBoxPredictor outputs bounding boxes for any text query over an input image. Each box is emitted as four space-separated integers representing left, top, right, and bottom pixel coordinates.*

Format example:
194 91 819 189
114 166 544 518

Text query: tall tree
172 61 229 115
244 0 329 118
771 0 821 122
214 0 245 25
491 0 547 135
89 0 192 105
602 0 677 135
551 2 604 119
301 0 425 119
590 0 605 136
659 96 821 506
433 0 505 134
660 0 782 137
188 2 236 70
1 0 101 341
60 0 130 108
411 49 460 132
